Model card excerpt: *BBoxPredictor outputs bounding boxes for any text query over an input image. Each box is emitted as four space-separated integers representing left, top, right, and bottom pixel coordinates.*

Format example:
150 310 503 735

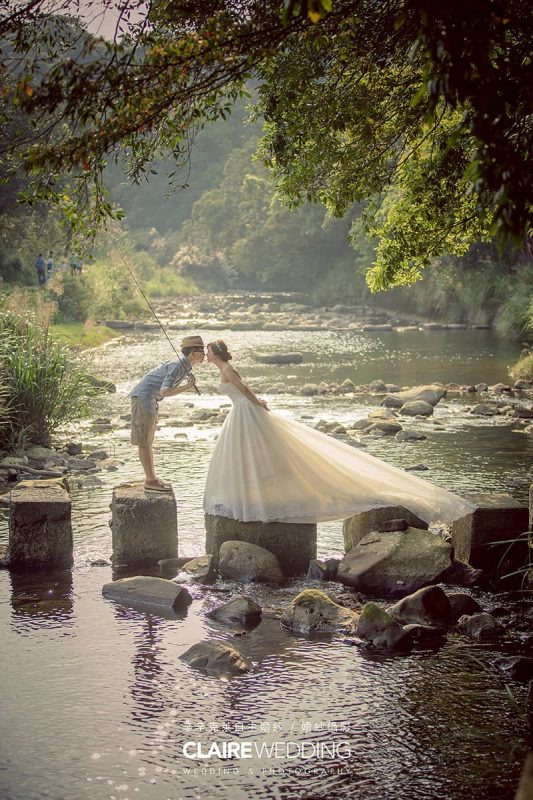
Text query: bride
202 339 475 526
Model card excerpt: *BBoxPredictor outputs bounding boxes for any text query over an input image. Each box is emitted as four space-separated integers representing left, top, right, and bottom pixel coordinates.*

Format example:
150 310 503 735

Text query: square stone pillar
205 513 317 577
8 480 73 569
342 505 428 551
111 482 178 567
451 492 529 571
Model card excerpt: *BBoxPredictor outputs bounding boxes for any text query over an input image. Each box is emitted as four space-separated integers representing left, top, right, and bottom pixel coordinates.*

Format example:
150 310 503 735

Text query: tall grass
0 300 100 451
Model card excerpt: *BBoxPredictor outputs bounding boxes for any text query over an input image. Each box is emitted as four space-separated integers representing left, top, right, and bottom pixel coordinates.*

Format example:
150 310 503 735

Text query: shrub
510 353 533 381
0 306 100 450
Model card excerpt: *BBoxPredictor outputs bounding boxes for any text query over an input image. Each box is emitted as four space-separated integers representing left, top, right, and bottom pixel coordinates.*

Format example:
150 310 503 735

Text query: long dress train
202 382 476 525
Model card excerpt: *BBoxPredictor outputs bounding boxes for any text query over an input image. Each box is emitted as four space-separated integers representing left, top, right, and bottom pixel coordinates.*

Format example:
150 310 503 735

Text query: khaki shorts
130 396 158 447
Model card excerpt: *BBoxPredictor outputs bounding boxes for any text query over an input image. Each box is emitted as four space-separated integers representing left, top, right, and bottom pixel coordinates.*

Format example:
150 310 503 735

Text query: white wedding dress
202 382 476 525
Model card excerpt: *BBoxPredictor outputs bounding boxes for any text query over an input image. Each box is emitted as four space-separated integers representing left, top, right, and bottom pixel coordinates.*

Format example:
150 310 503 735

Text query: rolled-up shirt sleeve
161 361 188 390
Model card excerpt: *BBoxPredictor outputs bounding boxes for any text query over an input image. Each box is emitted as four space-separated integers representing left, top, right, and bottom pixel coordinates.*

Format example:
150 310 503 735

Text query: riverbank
51 322 118 349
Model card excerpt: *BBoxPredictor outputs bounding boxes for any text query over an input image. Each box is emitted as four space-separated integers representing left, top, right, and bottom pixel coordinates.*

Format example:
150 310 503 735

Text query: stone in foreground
458 612 500 640
181 554 216 584
206 596 262 627
102 575 192 612
281 589 360 634
451 492 529 571
343 505 428 551
205 513 316 577
338 527 452 597
218 540 285 584
180 640 252 675
386 585 452 628
111 482 178 566
8 481 72 568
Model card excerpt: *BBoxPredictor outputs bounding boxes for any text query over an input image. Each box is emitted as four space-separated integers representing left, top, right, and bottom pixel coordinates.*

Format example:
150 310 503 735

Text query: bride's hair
208 339 232 361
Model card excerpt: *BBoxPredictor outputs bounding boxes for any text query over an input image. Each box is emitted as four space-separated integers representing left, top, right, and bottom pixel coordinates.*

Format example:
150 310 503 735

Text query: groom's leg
131 397 159 481
138 444 157 482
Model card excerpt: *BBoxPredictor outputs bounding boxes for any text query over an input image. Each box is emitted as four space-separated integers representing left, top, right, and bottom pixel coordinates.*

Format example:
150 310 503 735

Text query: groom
129 335 205 492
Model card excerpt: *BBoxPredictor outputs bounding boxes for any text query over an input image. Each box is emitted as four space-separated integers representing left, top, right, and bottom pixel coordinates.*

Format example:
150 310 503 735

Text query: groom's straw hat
181 334 204 349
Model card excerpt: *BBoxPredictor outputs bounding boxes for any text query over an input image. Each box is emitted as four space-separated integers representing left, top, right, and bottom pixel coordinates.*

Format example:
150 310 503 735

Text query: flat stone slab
451 492 529 570
102 575 192 612
8 482 72 568
205 514 316 577
111 482 178 566
338 527 452 597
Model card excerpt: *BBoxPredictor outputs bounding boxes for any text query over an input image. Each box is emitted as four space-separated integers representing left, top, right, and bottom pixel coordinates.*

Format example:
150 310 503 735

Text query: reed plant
0 299 100 451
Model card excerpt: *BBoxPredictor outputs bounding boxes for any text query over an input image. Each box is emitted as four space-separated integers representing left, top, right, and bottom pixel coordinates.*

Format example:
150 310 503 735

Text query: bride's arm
223 369 269 409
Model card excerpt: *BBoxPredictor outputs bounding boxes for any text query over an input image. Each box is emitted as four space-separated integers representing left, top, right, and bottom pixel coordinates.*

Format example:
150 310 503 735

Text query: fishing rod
112 244 201 395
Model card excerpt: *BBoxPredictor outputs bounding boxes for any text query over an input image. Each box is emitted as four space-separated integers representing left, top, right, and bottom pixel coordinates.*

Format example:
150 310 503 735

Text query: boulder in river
386 585 452 628
400 400 434 417
338 527 453 597
458 612 500 640
368 420 403 435
343 505 427 550
206 596 262 628
396 429 427 442
281 588 360 634
218 540 285 585
492 656 533 682
356 602 413 651
180 640 252 675
368 379 388 393
102 575 192 612
470 403 498 416
446 592 483 622
253 352 304 365
181 554 216 584
384 384 447 408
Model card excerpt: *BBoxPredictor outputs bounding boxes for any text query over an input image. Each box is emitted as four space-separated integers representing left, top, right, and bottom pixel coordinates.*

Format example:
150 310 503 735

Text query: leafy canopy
0 0 531 288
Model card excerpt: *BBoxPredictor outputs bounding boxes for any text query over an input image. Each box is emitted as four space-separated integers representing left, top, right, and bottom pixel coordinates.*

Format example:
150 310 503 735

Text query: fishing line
112 243 201 395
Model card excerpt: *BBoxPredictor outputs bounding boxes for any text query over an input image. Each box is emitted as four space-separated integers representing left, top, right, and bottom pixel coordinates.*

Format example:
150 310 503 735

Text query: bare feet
144 478 173 493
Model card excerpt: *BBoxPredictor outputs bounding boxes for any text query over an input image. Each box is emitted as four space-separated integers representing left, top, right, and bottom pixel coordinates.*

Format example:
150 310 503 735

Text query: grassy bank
50 322 118 349
0 307 101 450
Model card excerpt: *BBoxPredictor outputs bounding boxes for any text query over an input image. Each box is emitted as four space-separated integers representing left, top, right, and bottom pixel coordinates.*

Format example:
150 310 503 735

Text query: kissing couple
129 334 475 526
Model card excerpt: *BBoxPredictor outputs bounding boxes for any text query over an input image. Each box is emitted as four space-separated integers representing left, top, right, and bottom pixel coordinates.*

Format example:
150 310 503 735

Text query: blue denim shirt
129 356 193 413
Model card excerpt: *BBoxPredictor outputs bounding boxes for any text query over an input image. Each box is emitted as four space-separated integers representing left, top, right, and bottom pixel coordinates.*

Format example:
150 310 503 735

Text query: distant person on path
128 335 205 492
35 253 46 286
70 255 77 276
46 252 54 280
76 257 83 275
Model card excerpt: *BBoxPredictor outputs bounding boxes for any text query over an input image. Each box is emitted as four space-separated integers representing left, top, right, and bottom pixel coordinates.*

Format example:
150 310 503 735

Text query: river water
0 310 532 800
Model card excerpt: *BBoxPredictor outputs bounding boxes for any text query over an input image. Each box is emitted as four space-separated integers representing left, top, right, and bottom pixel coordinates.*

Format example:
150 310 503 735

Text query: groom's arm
159 375 196 398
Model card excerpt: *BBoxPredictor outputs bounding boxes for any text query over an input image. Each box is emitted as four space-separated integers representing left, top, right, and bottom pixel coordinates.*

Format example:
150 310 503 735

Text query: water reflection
9 568 74 631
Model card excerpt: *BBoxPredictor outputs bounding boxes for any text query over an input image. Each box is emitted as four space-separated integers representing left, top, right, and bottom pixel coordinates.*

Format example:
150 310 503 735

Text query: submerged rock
386 586 452 628
356 602 413 651
206 596 262 627
253 352 303 365
493 656 533 682
458 612 500 640
180 640 252 675
447 592 483 622
402 623 447 646
181 554 216 584
281 589 360 634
